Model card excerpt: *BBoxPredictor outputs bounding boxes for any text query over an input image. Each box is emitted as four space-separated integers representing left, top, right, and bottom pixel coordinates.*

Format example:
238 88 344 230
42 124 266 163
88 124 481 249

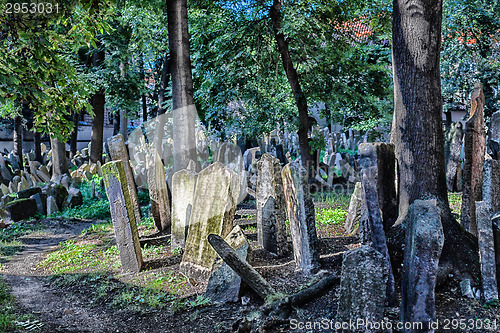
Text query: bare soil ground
1 202 499 333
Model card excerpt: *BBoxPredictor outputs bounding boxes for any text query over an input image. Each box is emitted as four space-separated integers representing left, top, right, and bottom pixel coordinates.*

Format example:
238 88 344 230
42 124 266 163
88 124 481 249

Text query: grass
0 221 44 262
448 192 462 220
0 278 15 331
316 207 348 225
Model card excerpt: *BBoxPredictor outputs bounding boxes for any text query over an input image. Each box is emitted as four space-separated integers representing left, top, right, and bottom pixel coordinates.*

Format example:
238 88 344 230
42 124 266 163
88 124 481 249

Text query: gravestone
102 160 143 273
282 162 320 275
0 198 37 224
461 82 486 236
487 111 500 159
482 159 500 212
344 182 363 234
180 162 240 282
107 134 142 226
401 200 444 333
206 225 251 303
46 196 59 215
445 122 464 192
360 165 397 306
146 151 171 232
475 201 498 302
171 168 198 249
358 143 398 230
336 246 389 332
256 154 288 257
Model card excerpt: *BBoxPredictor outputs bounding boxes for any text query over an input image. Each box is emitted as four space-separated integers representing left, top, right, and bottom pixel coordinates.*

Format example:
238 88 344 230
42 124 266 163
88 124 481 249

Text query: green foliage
0 278 15 331
316 207 348 225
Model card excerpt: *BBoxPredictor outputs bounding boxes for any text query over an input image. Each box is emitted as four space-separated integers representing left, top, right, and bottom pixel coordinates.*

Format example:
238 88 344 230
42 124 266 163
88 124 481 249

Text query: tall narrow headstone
487 111 500 159
401 200 444 333
146 151 171 232
336 246 389 332
445 122 464 192
482 159 500 212
475 201 499 302
107 134 142 226
358 143 398 230
344 182 362 234
102 160 143 273
171 169 198 249
256 154 288 257
180 162 240 282
282 162 320 275
461 82 486 236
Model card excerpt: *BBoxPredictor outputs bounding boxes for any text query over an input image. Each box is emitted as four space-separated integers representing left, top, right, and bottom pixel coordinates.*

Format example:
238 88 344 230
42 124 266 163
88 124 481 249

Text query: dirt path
0 220 125 333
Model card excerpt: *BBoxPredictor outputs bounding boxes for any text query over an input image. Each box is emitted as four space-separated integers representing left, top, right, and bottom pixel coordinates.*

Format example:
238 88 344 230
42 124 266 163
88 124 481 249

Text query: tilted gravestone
461 82 486 237
205 225 251 303
180 162 240 282
102 160 143 273
146 151 171 232
336 246 389 332
401 200 444 333
171 168 198 249
344 181 362 234
445 122 464 192
482 159 500 212
475 201 498 302
282 161 320 275
107 134 142 227
256 154 288 257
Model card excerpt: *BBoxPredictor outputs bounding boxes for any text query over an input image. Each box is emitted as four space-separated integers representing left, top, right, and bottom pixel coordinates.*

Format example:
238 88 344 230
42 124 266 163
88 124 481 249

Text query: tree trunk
90 49 105 164
70 110 79 158
34 130 42 163
119 60 128 140
270 0 312 175
158 52 170 116
167 0 197 172
390 0 479 282
50 136 68 181
13 115 23 169
139 56 148 122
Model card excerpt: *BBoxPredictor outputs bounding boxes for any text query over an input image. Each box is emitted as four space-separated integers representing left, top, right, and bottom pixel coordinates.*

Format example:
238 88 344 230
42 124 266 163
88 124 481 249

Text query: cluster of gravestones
0 144 85 228
100 133 321 303
338 83 499 332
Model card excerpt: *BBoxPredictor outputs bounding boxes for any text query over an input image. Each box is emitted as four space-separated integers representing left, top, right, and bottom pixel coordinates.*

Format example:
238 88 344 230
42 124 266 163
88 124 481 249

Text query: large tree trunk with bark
390 0 479 282
13 115 23 169
90 49 105 164
157 52 170 116
270 0 312 175
167 0 197 172
34 130 42 163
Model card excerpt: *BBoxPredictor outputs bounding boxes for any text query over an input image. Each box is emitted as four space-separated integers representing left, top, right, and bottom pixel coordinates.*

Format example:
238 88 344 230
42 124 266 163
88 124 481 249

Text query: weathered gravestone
107 134 142 227
0 198 37 224
336 246 389 332
475 201 499 302
256 154 288 257
445 122 464 192
282 162 320 275
401 200 444 333
482 159 500 212
171 168 198 249
487 111 500 159
344 182 362 234
359 164 397 306
180 162 240 282
146 151 171 232
102 160 143 273
358 142 398 230
206 225 251 303
46 196 59 215
461 82 486 236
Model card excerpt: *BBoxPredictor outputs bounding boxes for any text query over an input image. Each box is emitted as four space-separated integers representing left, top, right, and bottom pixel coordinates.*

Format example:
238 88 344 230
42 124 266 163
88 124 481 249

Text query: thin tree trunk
90 49 105 164
34 131 42 163
158 52 170 116
119 60 128 140
167 0 197 172
13 115 23 169
70 110 79 158
270 0 312 175
139 56 148 122
50 136 68 180
390 0 479 282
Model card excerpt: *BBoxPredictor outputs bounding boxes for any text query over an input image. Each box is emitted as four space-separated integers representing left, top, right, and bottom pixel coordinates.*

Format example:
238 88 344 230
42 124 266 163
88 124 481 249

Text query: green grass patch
37 239 120 274
316 207 348 225
448 192 462 220
0 222 44 262
0 278 15 331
